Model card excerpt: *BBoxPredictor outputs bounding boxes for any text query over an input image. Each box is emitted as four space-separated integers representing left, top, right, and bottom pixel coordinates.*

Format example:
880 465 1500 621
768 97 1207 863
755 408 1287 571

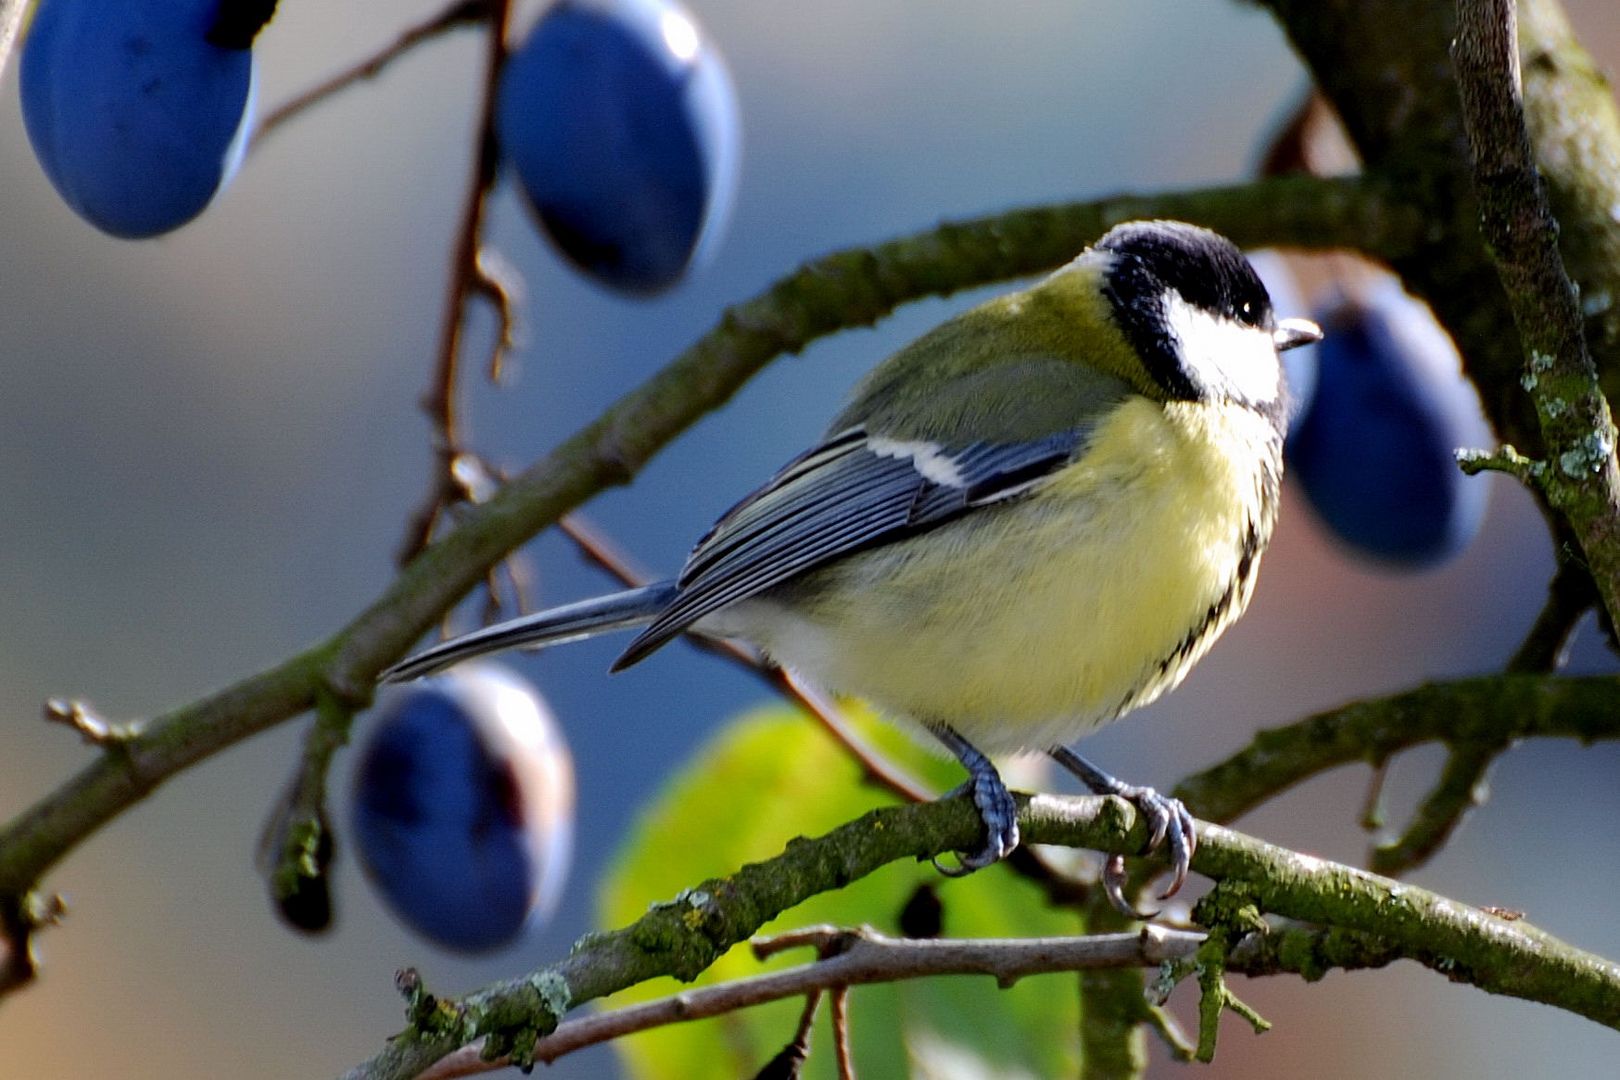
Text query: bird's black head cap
1097 220 1276 401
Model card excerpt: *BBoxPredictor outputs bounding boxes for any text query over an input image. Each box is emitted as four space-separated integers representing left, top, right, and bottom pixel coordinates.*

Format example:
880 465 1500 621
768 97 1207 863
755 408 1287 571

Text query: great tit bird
383 219 1322 915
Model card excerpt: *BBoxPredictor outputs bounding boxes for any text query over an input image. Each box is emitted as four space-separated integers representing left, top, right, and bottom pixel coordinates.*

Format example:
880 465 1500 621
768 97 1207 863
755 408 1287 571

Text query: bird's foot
1050 746 1197 919
930 726 1020 876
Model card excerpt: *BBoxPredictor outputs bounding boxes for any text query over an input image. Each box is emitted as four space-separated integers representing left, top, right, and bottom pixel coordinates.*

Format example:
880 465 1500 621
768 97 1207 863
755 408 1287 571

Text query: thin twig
251 0 489 149
830 988 854 1080
1369 739 1502 876
1372 559 1595 876
1140 1003 1196 1062
453 458 535 628
1357 757 1390 832
412 926 1204 1078
474 248 525 383
739 991 820 1078
1506 560 1595 674
396 0 516 567
42 699 129 747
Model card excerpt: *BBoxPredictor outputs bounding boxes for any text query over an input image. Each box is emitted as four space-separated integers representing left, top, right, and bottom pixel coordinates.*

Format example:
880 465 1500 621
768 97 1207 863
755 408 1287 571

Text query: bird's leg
929 725 1020 876
1050 745 1196 918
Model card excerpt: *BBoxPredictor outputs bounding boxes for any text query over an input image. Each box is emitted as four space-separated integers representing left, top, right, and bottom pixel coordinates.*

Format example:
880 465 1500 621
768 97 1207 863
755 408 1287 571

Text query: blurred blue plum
498 0 740 293
1287 276 1491 569
351 663 574 953
20 0 255 238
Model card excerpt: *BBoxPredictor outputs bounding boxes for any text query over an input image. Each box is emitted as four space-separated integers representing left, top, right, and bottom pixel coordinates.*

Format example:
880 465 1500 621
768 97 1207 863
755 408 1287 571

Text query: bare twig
42 699 129 747
473 247 524 384
744 991 820 1079
252 0 489 148
1357 757 1390 832
830 988 854 1080
413 925 1204 1078
397 0 516 567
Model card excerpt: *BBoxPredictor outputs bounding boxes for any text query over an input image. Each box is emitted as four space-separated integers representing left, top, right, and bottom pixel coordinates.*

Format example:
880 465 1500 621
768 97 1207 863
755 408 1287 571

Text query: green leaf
597 704 1083 1079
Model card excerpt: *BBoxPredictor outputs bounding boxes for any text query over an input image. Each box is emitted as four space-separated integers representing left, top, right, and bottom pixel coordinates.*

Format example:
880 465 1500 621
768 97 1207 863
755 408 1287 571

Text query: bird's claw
1047 747 1197 919
1097 783 1197 917
932 775 1020 877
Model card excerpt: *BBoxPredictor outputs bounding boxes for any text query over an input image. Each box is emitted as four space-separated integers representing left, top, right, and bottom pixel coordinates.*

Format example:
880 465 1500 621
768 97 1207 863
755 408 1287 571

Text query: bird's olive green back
828 257 1159 443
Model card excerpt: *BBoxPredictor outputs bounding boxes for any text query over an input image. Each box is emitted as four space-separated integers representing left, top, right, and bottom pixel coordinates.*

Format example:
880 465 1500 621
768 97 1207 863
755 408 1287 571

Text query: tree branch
415 926 1205 1078
1173 674 1620 827
342 792 1620 1079
0 175 1401 933
1453 0 1620 632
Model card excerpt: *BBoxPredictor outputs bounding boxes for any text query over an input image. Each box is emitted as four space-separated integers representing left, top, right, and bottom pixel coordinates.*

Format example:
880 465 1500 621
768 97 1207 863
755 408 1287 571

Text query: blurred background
3 0 1620 1076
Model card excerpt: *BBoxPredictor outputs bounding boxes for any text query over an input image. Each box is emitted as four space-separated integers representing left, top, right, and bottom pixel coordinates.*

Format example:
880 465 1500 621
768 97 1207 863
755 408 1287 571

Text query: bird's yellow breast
740 397 1281 753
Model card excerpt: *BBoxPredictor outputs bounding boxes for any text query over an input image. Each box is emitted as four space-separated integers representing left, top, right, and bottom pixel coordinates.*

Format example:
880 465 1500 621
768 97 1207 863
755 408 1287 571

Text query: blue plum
20 0 255 238
351 663 574 953
498 0 740 293
1287 276 1491 568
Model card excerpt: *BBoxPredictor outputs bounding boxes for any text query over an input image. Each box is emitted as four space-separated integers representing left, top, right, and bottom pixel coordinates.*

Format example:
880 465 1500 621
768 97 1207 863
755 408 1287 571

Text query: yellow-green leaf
597 703 1084 1079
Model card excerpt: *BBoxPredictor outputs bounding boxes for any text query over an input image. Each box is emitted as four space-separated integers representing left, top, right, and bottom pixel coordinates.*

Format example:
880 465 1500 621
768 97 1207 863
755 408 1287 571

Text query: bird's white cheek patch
866 436 967 487
1164 295 1282 407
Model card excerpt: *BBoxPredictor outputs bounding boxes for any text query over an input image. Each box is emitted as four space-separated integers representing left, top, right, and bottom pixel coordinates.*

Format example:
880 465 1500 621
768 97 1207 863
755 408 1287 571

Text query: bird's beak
1273 317 1323 352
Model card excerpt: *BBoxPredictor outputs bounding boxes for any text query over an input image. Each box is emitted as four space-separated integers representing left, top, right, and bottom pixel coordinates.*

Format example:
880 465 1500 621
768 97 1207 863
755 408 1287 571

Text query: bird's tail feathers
380 582 679 682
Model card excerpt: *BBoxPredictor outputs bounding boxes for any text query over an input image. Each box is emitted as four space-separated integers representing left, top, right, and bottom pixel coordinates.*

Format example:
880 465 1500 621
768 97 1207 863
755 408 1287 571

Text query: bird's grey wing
611 425 1086 669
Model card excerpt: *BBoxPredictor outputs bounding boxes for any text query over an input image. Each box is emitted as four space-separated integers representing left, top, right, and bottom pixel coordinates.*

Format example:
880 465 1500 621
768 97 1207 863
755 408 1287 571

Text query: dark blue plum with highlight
20 0 255 238
350 664 574 953
498 0 740 293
